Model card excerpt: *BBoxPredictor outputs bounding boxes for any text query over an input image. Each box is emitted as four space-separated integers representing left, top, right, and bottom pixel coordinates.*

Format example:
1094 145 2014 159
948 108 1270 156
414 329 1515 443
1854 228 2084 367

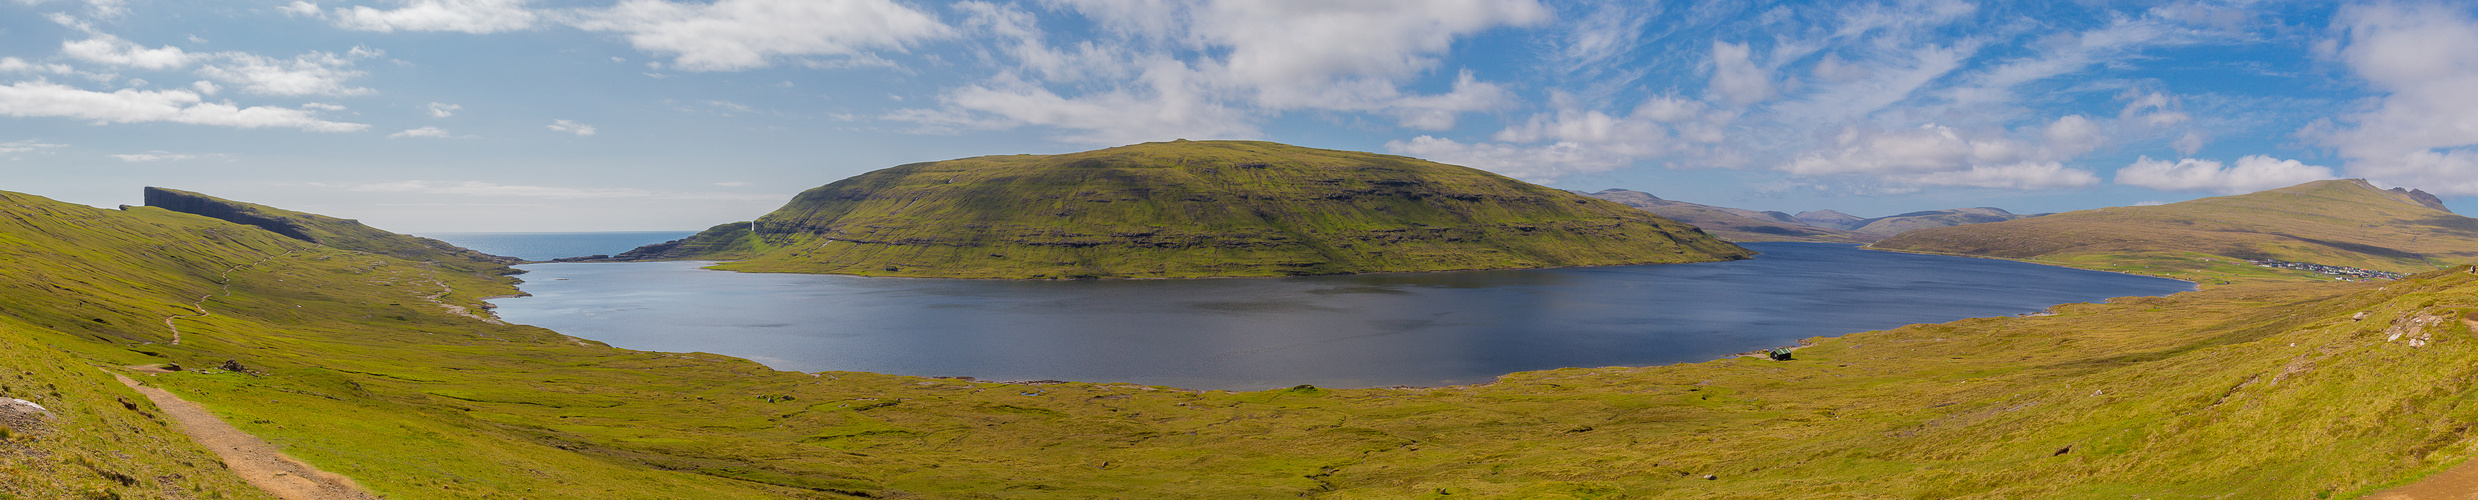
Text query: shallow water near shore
488 242 2192 390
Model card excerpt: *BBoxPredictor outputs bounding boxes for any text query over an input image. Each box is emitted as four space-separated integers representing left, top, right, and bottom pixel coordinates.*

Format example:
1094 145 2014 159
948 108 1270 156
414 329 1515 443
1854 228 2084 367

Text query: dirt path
164 251 294 344
419 275 503 325
114 373 381 500
2365 457 2478 500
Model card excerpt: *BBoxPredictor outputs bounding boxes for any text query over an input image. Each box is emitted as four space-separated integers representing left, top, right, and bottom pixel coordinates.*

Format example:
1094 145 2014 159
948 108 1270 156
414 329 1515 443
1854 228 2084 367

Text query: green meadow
3 184 2477 498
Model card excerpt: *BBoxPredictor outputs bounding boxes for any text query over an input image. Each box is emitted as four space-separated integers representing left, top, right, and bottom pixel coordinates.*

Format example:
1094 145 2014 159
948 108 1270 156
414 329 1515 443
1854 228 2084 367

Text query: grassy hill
615 140 1751 278
145 187 520 272
1873 179 2478 283
1583 189 1866 243
8 186 2478 498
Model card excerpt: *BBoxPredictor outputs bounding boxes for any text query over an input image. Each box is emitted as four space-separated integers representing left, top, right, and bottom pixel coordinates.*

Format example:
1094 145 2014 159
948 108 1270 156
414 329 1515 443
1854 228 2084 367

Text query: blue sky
5 0 2477 232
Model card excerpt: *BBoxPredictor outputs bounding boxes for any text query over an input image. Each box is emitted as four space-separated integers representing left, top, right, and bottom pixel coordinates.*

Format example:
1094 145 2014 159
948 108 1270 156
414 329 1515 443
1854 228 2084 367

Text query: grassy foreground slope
619 140 1751 278
8 187 2478 498
1874 179 2478 283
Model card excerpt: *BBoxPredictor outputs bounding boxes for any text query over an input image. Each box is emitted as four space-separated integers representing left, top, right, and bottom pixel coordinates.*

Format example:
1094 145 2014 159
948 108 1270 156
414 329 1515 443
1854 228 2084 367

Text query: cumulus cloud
892 0 1545 145
425 102 459 117
61 34 193 70
1709 41 1775 106
1777 117 2106 190
0 57 75 75
2113 155 2335 194
388 126 449 138
2316 2 2478 195
323 0 539 33
546 119 595 135
570 0 951 71
1384 135 1640 180
0 81 366 131
194 49 376 96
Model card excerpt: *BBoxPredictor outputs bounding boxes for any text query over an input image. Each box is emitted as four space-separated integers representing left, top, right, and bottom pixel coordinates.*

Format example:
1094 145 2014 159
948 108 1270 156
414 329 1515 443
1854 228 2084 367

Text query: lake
487 242 2193 390
422 231 699 261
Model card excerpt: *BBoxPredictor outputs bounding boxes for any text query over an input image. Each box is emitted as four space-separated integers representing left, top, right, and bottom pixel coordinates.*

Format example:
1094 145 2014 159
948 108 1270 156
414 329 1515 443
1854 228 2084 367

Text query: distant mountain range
1581 188 2038 243
1872 179 2476 281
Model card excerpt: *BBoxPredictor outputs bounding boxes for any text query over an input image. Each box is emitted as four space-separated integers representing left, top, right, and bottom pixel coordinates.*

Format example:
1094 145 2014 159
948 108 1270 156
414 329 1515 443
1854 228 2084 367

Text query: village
2246 258 2409 280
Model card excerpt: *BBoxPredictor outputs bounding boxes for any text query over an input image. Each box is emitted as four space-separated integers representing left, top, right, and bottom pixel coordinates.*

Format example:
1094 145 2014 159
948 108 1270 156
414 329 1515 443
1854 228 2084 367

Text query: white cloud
425 101 459 117
190 80 219 95
1709 41 1775 106
388 126 449 138
0 139 66 154
0 80 366 131
61 34 193 70
194 50 374 96
2113 155 2335 194
0 57 75 75
2316 2 2478 196
1894 161 2100 190
322 0 538 34
109 152 196 162
570 0 951 71
313 180 778 200
281 1 323 16
547 119 595 135
1777 118 2106 190
300 102 346 111
897 0 1545 145
1385 136 1639 180
1188 0 1550 108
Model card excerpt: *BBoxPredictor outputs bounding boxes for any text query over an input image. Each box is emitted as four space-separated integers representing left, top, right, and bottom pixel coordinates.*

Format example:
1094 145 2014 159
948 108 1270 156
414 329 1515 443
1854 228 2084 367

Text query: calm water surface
488 242 2192 390
422 231 698 261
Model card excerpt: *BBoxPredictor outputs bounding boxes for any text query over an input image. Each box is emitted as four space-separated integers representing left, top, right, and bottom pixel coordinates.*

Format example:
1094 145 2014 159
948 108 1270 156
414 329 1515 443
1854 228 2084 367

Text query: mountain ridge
620 140 1752 278
1872 179 2478 282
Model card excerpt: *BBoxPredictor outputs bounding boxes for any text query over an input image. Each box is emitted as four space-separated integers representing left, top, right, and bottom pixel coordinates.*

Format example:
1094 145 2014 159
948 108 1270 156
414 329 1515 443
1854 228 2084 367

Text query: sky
5 0 2478 232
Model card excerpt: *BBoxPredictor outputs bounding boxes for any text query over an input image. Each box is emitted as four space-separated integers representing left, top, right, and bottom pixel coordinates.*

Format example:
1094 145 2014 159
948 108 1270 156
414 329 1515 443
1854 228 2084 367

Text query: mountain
1845 207 2037 239
1583 188 1865 243
618 140 1752 278
1793 209 1867 230
144 187 519 273
14 186 2478 497
1873 179 2478 280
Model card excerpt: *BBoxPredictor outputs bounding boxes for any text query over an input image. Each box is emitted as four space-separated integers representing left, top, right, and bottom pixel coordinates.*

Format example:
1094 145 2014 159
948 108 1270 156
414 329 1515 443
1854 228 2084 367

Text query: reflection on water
489 243 2194 390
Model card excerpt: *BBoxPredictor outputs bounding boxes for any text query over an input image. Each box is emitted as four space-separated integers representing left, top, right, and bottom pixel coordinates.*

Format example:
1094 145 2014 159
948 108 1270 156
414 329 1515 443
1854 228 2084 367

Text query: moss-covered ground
8 188 2478 498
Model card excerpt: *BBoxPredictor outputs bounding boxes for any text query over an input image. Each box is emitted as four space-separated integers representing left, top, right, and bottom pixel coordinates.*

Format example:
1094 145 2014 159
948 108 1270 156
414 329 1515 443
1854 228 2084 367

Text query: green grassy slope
619 140 1751 278
12 187 2478 498
145 187 520 272
1583 189 1866 243
1873 179 2478 283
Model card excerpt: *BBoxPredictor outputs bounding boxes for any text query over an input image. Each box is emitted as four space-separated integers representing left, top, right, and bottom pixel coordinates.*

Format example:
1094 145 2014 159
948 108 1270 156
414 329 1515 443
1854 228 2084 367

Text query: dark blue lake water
487 242 2193 390
421 231 698 261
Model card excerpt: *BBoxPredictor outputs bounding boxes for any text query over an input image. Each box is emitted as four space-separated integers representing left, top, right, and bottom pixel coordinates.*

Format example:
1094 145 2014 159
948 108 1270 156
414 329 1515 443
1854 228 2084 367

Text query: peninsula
609 140 1752 278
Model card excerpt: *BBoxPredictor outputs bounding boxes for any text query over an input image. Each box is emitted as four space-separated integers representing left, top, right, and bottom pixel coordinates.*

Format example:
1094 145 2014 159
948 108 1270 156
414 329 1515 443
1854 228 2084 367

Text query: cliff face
143 187 316 242
623 140 1753 278
142 187 519 272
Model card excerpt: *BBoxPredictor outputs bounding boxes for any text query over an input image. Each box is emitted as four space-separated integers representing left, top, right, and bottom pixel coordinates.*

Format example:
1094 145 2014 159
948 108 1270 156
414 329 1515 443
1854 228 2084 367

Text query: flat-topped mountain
1873 179 2478 279
1583 189 1864 243
144 187 518 273
618 140 1752 278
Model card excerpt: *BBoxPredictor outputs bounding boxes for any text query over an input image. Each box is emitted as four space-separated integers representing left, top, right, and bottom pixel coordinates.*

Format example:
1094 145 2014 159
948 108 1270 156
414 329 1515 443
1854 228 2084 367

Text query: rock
217 359 250 374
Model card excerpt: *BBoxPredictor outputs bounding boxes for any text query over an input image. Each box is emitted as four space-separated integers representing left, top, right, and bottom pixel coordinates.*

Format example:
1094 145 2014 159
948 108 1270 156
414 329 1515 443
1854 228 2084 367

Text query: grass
1873 179 2478 285
620 140 1752 278
6 187 2478 498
